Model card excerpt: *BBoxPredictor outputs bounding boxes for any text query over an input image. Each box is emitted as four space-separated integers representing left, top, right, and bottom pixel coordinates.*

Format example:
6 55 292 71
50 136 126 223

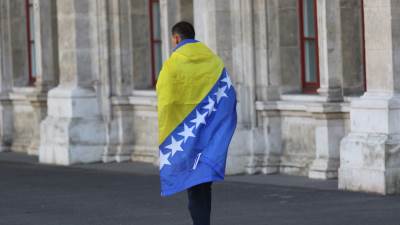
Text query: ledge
256 93 352 113
132 90 156 97
9 87 47 102
129 90 157 107
281 93 330 102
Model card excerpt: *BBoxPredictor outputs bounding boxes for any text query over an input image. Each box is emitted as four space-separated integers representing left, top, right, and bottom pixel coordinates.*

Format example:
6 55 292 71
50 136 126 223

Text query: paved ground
1 152 400 225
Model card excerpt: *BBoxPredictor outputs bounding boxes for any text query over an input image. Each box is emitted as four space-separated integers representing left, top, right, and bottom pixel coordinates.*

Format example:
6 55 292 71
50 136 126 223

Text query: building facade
0 0 399 194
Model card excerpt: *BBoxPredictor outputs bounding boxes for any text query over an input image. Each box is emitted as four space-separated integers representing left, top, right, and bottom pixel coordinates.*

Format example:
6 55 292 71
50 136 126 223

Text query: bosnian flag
156 39 237 196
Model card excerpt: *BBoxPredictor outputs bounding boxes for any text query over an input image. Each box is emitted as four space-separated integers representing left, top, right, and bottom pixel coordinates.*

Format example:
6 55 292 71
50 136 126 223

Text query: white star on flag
221 74 232 89
159 151 171 170
165 136 184 156
190 110 207 129
203 97 216 115
178 123 196 143
214 86 228 103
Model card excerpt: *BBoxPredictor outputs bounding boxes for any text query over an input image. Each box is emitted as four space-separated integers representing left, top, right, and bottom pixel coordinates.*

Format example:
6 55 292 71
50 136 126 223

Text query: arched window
149 0 162 87
299 0 320 93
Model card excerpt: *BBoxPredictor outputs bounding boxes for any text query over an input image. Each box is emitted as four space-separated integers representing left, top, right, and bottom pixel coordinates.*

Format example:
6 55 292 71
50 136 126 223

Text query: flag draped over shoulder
156 39 237 197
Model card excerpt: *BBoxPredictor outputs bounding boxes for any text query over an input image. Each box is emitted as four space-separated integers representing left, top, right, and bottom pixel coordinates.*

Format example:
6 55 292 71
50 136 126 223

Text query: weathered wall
129 92 158 163
280 112 316 175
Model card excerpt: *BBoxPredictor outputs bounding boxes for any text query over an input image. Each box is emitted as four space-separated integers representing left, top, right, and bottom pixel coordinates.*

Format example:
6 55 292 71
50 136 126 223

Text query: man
156 21 237 225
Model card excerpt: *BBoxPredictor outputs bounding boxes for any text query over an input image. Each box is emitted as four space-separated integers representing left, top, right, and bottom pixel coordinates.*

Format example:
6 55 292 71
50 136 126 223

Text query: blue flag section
159 69 237 196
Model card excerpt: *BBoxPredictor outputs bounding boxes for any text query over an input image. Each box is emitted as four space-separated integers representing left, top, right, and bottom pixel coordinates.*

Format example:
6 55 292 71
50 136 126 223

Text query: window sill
255 93 352 113
281 93 330 102
129 90 157 107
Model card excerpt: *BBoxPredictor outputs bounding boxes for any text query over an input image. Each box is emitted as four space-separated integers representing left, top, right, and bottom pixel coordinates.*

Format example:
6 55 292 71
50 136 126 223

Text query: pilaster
339 0 400 194
39 0 107 165
309 108 345 179
103 0 135 163
307 0 345 178
0 0 14 152
316 0 343 102
253 0 282 174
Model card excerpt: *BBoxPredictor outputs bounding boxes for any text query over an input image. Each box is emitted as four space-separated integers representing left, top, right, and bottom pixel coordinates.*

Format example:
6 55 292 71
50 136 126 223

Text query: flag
156 39 237 197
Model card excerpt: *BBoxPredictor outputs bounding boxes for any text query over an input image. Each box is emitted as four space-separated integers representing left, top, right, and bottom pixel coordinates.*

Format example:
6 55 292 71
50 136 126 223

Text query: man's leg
187 182 212 225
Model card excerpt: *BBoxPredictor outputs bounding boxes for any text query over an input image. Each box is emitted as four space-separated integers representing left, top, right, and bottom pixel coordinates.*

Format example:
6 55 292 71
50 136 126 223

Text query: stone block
339 133 400 194
339 94 400 194
39 87 107 165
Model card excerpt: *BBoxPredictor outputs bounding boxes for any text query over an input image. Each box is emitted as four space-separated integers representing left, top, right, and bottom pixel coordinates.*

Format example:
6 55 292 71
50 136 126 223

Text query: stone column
160 0 193 61
194 0 261 174
309 108 345 179
32 0 59 91
194 0 248 174
9 0 29 87
339 0 400 194
103 0 135 163
253 0 282 174
340 0 366 96
39 0 107 165
316 0 343 102
308 0 345 179
0 0 13 152
193 0 233 70
254 0 281 102
27 0 59 155
231 0 260 174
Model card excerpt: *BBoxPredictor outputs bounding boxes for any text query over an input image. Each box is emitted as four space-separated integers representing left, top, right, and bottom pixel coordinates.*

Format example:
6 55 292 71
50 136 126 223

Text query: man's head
171 21 195 49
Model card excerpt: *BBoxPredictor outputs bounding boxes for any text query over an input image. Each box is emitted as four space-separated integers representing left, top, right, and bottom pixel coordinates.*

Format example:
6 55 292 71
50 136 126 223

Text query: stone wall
340 0 365 96
2 0 397 194
129 91 158 164
131 0 152 90
279 0 301 94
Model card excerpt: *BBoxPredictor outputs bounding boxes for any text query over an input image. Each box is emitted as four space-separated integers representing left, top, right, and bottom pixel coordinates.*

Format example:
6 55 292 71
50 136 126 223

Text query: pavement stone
0 152 400 225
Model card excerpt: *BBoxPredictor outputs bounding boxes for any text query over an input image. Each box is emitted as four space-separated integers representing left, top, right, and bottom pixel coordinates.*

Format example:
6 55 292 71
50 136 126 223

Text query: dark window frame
25 0 36 85
149 0 161 88
298 0 320 94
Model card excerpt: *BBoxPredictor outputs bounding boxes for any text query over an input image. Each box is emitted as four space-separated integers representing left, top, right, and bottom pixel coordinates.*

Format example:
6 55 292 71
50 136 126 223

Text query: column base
103 145 135 163
339 133 400 195
0 145 11 152
104 97 135 163
339 93 400 194
131 146 158 164
0 96 12 153
39 87 107 165
260 154 280 174
245 154 281 175
308 158 339 179
339 167 400 195
317 87 343 102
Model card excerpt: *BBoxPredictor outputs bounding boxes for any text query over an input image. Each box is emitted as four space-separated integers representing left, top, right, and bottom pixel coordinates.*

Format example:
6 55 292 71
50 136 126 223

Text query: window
25 0 36 85
299 0 319 93
149 0 162 87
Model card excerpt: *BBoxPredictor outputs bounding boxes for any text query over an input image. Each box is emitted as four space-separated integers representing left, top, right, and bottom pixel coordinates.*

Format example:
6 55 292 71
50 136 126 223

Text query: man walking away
156 21 237 225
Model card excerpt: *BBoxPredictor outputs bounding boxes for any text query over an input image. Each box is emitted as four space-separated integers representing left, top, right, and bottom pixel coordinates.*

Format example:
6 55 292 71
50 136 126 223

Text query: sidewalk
1 152 399 225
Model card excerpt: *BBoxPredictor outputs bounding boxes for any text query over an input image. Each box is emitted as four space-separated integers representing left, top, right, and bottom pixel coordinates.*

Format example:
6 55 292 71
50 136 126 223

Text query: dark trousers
187 182 212 225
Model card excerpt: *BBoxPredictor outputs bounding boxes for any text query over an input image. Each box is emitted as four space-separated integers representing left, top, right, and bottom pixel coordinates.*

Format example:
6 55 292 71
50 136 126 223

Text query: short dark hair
171 21 195 40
